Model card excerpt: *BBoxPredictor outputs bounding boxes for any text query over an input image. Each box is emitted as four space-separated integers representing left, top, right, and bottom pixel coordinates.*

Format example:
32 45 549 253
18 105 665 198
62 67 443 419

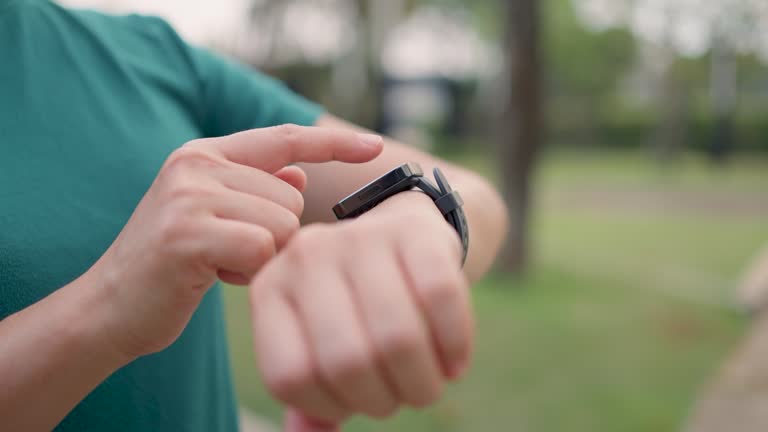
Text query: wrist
62 268 137 368
366 190 441 218
366 190 463 260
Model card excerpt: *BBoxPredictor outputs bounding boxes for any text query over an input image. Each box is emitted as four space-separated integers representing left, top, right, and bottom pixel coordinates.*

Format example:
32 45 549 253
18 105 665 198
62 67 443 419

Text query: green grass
223 150 767 431
538 150 768 193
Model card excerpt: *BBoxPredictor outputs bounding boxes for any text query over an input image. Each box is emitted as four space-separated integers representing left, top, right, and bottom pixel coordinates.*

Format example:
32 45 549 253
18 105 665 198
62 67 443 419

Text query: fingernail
358 133 383 148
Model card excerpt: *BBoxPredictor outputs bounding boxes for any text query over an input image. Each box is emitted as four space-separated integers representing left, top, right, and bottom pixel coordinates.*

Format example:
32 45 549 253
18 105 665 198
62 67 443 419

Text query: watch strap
434 190 463 216
415 168 469 266
333 163 469 267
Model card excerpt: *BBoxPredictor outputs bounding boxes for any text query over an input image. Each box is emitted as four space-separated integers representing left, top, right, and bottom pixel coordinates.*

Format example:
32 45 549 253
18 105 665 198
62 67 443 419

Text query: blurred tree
499 0 542 274
246 0 421 129
355 0 418 130
652 56 694 163
574 0 768 158
545 0 635 147
423 0 502 39
709 33 737 163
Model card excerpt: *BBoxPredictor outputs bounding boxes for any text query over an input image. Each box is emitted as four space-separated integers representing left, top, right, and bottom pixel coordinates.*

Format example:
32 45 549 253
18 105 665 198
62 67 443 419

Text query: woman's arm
0 272 131 431
301 115 509 283
0 126 382 431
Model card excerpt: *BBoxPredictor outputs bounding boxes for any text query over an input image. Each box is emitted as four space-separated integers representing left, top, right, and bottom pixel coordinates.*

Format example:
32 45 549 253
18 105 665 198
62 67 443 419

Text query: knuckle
156 213 192 247
274 123 303 139
285 225 330 265
418 274 460 309
272 123 303 153
264 366 314 403
155 216 206 265
277 185 304 217
161 153 219 204
163 146 219 174
322 349 373 385
377 327 421 363
180 138 207 149
274 212 301 249
241 228 276 264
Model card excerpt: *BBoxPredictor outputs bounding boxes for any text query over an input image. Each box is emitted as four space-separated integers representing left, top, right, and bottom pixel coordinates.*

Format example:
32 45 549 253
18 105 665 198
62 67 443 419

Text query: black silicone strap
414 168 469 265
333 164 469 266
434 191 463 216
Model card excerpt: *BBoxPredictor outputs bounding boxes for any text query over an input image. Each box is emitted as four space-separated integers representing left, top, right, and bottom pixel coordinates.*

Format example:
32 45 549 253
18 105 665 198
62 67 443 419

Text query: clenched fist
88 125 383 358
250 191 474 431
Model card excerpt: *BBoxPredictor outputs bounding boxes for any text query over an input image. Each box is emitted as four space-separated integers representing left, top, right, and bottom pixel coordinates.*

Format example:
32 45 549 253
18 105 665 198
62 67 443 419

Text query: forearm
302 115 509 282
0 271 131 431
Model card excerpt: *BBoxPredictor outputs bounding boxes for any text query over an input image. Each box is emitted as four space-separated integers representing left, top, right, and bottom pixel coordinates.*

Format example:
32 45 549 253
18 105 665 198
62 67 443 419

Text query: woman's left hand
249 191 474 430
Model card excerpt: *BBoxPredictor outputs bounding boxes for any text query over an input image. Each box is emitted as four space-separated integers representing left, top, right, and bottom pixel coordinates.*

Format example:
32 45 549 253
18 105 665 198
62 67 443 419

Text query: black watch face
333 163 423 219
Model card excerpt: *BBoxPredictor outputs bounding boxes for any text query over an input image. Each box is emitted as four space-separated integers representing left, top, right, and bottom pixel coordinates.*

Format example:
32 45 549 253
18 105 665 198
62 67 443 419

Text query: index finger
212 124 383 173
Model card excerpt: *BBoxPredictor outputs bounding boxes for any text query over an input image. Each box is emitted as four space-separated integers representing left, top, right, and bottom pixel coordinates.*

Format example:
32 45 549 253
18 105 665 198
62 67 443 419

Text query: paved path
543 188 768 218
685 311 768 432
686 251 768 432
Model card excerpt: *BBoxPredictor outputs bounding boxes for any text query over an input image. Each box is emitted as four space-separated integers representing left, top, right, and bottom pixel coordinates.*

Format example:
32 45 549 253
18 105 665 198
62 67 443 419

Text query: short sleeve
110 14 323 137
188 47 325 137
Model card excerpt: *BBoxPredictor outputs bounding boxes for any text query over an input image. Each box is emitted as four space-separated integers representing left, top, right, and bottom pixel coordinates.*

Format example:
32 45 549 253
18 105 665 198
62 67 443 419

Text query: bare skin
0 119 509 432
272 115 508 431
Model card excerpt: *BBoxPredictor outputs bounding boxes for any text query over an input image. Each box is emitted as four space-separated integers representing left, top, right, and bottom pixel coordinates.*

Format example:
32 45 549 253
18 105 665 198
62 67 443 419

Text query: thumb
284 409 341 432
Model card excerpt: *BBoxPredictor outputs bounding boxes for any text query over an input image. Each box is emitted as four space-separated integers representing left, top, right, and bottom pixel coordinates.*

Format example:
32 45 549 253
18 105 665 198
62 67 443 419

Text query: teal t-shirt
0 0 323 430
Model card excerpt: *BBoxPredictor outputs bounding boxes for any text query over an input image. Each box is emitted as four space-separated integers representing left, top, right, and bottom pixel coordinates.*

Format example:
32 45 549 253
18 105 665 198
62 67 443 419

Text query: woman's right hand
86 125 383 359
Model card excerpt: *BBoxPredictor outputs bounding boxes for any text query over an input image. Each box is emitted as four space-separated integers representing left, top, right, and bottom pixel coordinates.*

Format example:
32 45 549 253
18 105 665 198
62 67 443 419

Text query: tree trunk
499 0 542 274
709 34 738 164
367 0 405 132
653 60 689 164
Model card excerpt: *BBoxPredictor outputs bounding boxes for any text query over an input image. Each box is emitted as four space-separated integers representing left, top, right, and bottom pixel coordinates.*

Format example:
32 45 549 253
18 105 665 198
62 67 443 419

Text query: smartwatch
332 163 469 265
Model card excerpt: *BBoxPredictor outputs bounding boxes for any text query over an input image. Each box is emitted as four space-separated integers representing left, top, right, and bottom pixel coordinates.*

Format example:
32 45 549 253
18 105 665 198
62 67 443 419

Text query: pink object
284 410 340 432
